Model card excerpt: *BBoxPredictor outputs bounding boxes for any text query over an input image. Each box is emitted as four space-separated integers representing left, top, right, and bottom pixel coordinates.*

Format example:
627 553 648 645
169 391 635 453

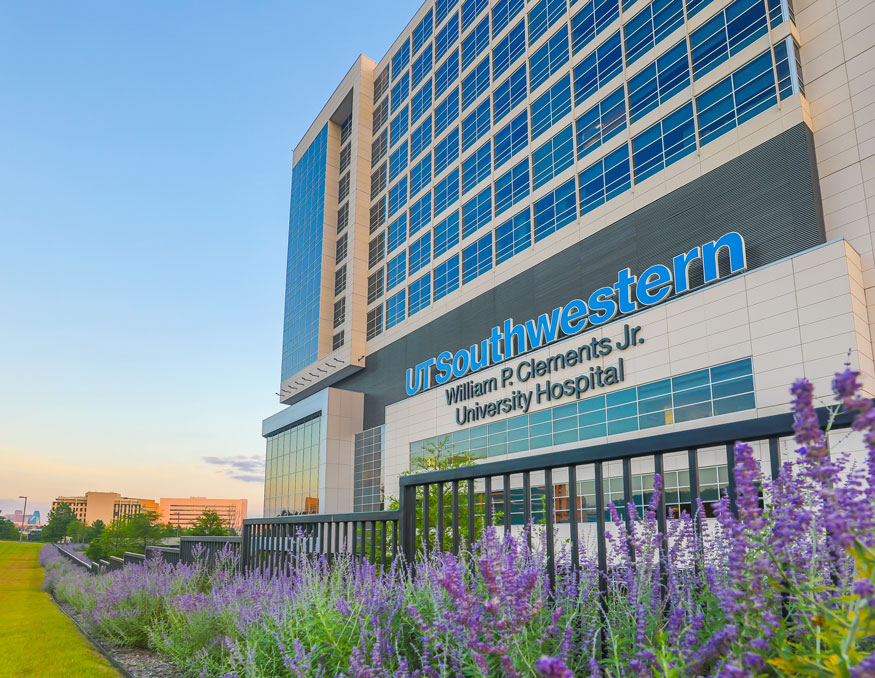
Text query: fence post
240 522 250 573
399 479 416 565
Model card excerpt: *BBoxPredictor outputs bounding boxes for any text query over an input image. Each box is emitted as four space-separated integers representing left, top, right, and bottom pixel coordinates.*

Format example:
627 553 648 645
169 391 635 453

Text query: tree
121 511 163 554
41 503 75 543
186 509 233 536
85 519 105 543
66 519 88 544
0 517 19 541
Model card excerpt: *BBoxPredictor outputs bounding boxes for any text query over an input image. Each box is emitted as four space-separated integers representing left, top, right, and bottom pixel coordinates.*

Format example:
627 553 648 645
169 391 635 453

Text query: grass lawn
0 541 119 678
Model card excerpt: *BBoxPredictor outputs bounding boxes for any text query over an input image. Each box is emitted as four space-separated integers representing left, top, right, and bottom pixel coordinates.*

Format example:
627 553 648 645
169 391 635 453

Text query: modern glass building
262 0 875 516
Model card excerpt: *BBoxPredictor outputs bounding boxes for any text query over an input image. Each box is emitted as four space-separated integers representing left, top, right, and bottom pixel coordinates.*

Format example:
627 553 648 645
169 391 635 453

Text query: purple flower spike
535 655 574 677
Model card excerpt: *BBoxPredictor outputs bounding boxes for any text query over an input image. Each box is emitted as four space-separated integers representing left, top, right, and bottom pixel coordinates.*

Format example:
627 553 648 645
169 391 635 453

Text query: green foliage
85 519 105 543
0 517 20 541
85 511 163 561
41 502 75 543
66 519 88 543
186 509 234 537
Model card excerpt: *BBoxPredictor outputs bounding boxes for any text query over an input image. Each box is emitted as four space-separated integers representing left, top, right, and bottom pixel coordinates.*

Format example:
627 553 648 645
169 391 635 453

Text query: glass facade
281 125 328 381
354 426 385 511
264 414 322 517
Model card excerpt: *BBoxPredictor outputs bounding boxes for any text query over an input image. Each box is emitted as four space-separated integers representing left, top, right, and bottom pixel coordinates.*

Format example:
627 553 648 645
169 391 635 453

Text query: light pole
18 496 27 542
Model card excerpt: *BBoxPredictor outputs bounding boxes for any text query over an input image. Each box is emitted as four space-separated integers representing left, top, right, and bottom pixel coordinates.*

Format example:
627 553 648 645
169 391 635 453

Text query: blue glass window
493 21 526 79
463 58 491 110
386 290 406 329
571 0 620 54
434 88 460 136
531 74 572 140
463 232 493 282
436 12 460 61
393 40 411 80
624 0 685 67
529 0 568 45
495 208 532 264
462 0 489 29
434 211 461 257
434 168 461 216
532 124 574 189
533 177 576 241
390 108 409 146
529 26 570 91
462 187 492 238
387 251 407 290
627 40 690 123
410 153 432 196
690 0 768 79
411 80 433 124
632 101 696 182
409 233 431 274
493 65 528 124
413 10 434 54
434 255 461 300
412 46 433 88
389 177 408 216
388 215 408 253
575 86 626 159
766 0 793 26
774 36 804 99
573 31 622 106
435 127 460 175
390 141 409 181
409 274 431 316
411 117 432 160
463 17 490 70
462 100 491 150
493 0 525 37
685 0 710 18
409 192 432 235
435 50 460 98
495 158 530 216
462 142 491 193
391 72 410 113
494 111 528 168
579 144 631 215
437 0 460 26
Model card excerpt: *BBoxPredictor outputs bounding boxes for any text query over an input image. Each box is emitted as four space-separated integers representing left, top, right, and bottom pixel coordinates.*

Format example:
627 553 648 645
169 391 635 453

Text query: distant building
4 510 40 526
158 497 247 530
52 492 160 525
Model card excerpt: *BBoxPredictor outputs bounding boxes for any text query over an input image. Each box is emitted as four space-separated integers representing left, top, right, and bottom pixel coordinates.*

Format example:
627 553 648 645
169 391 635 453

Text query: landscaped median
0 541 119 678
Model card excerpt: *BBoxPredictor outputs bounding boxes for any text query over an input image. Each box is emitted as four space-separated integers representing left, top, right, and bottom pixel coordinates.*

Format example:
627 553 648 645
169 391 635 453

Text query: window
436 12 460 61
409 275 431 315
410 153 432 197
435 127 460 175
338 173 350 202
627 40 690 123
495 158 530 216
336 233 348 262
333 298 346 328
493 65 528 123
413 9 434 54
391 72 410 113
493 0 525 37
696 50 777 146
463 232 493 282
366 305 383 339
388 177 408 216
335 265 347 295
371 163 387 200
370 196 386 233
624 0 685 67
411 117 433 160
462 187 492 238
632 101 696 182
337 203 349 232
390 107 409 146
409 192 432 235
412 46 433 88
532 125 574 189
387 251 407 290
529 26 570 91
374 69 389 102
411 81 433 124
495 208 532 264
390 141 409 181
372 130 388 166
369 231 386 268
386 291 406 329
463 142 491 194
393 40 410 80
686 0 711 17
409 233 431 274
332 331 345 350
774 36 804 99
434 255 460 300
578 143 631 215
531 74 572 140
435 88 460 136
571 0 620 54
434 168 460 216
340 115 352 144
533 177 577 241
435 50 460 98
493 20 526 79
367 268 384 304
434 211 461 257
339 144 351 173
766 0 794 26
463 58 491 110
575 86 626 159
388 214 408 253
436 0 459 25
690 0 768 79
462 100 490 151
494 111 528 168
462 0 488 29
573 31 622 106
463 17 490 70
529 0 568 45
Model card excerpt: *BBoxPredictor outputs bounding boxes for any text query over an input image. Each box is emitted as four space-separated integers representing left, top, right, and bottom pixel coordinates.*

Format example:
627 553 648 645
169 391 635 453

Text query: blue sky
0 1 416 518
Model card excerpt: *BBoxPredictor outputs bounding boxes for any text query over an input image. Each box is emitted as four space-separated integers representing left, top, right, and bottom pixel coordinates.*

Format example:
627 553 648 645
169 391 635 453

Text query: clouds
203 455 265 483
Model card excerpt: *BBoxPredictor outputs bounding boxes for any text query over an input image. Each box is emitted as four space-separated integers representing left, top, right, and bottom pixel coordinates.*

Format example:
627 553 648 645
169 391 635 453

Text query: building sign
404 231 748 397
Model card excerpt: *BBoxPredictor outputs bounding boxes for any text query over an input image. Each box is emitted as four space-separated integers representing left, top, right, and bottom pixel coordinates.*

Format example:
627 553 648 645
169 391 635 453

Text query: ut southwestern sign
404 231 748 397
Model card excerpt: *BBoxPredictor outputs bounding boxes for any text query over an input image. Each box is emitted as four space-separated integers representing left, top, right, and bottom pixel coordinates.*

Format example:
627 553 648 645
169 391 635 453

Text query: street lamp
18 496 27 542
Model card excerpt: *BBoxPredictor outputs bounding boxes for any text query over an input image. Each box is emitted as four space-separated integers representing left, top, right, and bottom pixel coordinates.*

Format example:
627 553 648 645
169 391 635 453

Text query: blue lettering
636 264 673 305
702 232 747 283
559 299 588 335
588 287 618 326
434 351 454 384
524 307 562 349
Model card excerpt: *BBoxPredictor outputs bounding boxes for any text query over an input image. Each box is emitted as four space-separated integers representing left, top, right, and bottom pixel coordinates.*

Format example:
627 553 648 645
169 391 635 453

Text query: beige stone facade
52 492 159 526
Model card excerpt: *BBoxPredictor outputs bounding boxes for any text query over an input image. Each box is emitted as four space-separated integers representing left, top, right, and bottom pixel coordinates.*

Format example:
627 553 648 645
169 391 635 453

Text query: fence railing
54 544 98 574
179 536 240 564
